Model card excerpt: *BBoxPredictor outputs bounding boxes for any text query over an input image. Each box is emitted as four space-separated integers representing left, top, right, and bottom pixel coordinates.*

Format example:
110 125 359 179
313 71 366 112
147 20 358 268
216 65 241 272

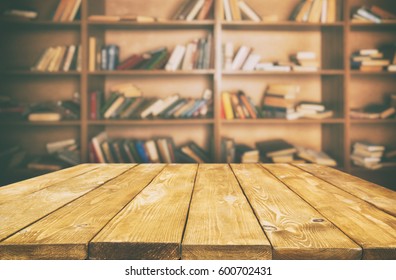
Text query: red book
220 100 225 119
117 54 144 70
90 91 97 120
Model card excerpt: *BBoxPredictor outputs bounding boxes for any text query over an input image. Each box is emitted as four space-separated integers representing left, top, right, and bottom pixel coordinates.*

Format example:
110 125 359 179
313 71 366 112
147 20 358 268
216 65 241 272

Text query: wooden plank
0 164 164 260
89 164 197 260
231 164 361 260
182 164 271 260
0 164 98 205
263 164 396 260
0 164 132 242
294 164 396 217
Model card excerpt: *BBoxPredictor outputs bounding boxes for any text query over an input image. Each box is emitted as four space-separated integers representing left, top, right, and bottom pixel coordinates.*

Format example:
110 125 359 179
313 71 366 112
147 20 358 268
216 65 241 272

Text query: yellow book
295 0 314 22
326 0 336 23
308 0 322 23
222 92 234 119
89 37 96 72
230 0 241 20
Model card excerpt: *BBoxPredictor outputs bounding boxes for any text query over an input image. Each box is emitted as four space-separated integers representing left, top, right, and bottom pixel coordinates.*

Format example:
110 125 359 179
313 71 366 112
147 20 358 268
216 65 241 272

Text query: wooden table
0 164 395 260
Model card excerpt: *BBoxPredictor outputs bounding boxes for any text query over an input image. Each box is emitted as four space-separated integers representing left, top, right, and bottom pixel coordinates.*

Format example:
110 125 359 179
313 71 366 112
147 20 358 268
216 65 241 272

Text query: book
235 144 259 163
307 0 323 23
353 141 385 152
231 45 251 70
28 112 62 122
370 5 396 20
165 45 186 71
297 146 337 166
229 0 242 21
242 53 261 71
238 0 261 22
221 137 235 163
255 139 297 158
197 0 214 20
91 132 108 163
89 37 97 71
350 104 395 119
186 0 206 21
223 0 233 21
222 92 234 119
46 139 76 154
3 9 38 20
295 0 315 22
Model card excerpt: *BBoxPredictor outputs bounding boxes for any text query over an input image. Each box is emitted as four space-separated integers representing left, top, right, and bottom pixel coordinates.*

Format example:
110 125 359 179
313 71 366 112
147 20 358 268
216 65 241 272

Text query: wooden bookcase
0 0 395 189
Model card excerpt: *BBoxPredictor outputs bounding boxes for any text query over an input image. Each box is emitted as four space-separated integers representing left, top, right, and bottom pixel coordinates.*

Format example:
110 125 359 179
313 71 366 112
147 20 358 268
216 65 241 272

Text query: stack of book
2 9 38 20
52 0 81 22
172 0 214 21
290 51 320 72
256 139 297 163
296 102 334 119
351 5 396 23
90 132 211 164
290 0 338 23
350 103 395 120
26 138 80 172
31 45 81 72
0 95 25 120
235 144 259 163
351 141 385 170
25 99 80 122
221 91 258 120
261 84 300 120
222 0 263 22
351 49 391 72
91 86 212 120
296 146 337 166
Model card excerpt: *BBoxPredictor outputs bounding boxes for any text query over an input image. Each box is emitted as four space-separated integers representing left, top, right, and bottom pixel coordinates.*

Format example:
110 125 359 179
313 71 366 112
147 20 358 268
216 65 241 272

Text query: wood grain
231 164 361 260
0 164 132 242
293 164 396 217
263 164 396 260
182 164 271 260
0 164 98 205
0 164 165 260
89 164 197 260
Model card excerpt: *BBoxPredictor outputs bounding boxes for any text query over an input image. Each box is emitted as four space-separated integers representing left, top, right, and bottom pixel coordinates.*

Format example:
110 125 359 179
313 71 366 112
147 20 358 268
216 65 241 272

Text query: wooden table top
0 163 395 260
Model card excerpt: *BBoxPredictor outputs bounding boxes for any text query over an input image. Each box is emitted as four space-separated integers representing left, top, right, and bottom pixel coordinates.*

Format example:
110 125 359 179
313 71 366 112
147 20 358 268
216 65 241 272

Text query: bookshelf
0 0 395 189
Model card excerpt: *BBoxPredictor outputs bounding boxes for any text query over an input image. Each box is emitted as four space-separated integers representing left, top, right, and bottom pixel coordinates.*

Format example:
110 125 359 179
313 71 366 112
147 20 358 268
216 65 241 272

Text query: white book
46 139 76 154
165 45 186 71
186 0 206 21
152 94 180 116
182 41 198 70
255 62 274 70
76 45 82 71
224 42 234 70
321 0 328 23
238 0 261 22
140 99 164 118
242 53 261 71
62 45 76 71
296 51 316 60
145 140 160 163
223 0 232 21
231 45 251 70
91 132 107 163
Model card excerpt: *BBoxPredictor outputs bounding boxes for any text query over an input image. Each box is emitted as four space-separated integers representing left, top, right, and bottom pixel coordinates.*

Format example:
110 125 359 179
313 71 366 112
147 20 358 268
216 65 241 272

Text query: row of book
223 44 320 72
350 100 395 120
351 46 396 72
0 139 81 175
221 138 337 166
89 35 212 71
222 0 262 22
52 0 81 22
352 5 396 23
32 45 81 72
290 0 338 23
90 132 211 164
351 141 396 170
90 85 213 120
221 85 333 120
173 0 214 21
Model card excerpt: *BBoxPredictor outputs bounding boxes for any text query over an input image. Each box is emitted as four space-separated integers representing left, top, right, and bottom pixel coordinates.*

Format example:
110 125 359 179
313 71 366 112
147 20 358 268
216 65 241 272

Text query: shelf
88 20 215 29
88 119 214 126
221 118 345 125
350 20 396 30
350 70 396 76
222 70 344 76
1 70 81 76
0 18 81 28
221 21 344 31
350 119 396 124
88 70 215 76
0 120 81 126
